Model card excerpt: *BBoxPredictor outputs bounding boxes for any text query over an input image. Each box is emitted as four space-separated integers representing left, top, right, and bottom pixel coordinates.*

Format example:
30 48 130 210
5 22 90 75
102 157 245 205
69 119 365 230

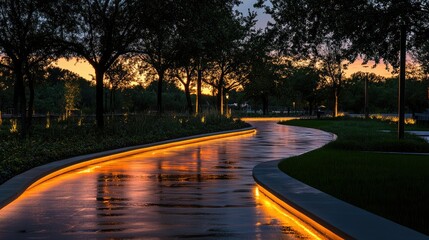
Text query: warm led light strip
256 184 345 240
27 129 256 190
241 117 298 122
255 187 324 240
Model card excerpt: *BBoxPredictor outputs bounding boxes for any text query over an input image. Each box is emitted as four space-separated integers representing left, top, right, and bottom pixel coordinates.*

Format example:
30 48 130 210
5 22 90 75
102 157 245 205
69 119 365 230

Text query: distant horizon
55 56 393 86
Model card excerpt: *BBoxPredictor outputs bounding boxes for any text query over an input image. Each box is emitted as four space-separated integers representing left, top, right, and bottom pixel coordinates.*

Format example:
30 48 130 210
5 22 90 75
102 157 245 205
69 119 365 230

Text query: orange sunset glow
54 58 95 81
55 57 394 85
345 58 393 78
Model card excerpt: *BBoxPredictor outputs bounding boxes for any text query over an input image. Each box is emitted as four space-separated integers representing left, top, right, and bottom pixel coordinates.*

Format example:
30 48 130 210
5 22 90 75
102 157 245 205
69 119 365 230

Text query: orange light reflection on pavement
255 186 343 240
241 117 298 122
6 129 256 210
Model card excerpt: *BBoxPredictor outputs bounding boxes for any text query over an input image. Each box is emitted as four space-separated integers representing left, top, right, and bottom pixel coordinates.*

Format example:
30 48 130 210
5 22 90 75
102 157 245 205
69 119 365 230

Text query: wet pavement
0 121 334 239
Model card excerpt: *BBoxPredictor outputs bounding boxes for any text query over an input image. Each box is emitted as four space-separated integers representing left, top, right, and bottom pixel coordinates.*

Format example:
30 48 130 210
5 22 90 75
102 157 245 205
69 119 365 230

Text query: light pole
225 93 229 117
398 23 406 139
364 73 369 119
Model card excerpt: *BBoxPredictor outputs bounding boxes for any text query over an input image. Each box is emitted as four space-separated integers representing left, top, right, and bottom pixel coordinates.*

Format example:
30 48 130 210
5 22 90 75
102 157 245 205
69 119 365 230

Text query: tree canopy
0 0 58 136
257 0 429 136
54 0 143 127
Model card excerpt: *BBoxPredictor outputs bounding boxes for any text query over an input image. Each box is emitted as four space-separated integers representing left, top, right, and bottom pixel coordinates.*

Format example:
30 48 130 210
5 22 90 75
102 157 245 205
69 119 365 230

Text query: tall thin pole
196 57 202 114
364 75 369 119
398 24 406 139
195 70 200 114
220 87 224 115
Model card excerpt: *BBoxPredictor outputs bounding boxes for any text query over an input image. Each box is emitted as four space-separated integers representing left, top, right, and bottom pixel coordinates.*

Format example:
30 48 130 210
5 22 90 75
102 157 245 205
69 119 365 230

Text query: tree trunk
157 71 164 114
196 68 202 114
12 61 23 117
184 83 193 115
364 76 369 119
262 95 268 115
13 78 19 116
333 88 339 118
13 63 27 138
398 24 406 139
104 88 108 113
95 67 105 128
217 74 224 115
110 88 114 113
19 84 27 138
27 74 35 134
110 87 116 114
217 86 223 115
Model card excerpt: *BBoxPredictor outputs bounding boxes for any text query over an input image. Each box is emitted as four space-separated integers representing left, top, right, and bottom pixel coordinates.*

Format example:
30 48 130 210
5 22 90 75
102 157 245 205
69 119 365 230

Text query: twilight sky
235 0 272 29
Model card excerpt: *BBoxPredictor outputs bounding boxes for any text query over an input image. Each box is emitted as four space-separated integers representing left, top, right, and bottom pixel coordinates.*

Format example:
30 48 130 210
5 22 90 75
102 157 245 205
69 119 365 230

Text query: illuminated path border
0 127 255 210
253 141 428 239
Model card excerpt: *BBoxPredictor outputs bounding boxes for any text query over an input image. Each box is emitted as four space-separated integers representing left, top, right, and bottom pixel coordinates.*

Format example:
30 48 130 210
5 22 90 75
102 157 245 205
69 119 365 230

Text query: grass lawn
0 114 249 185
279 118 429 235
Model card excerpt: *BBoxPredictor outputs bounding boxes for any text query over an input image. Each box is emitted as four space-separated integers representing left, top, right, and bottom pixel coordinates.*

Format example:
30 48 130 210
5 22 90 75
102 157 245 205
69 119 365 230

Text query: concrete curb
0 127 256 210
252 130 428 239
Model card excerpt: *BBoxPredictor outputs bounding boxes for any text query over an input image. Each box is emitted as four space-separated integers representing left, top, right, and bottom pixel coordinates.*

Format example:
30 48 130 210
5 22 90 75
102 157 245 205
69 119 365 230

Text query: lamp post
364 73 369 119
196 57 202 114
225 93 229 117
398 23 406 139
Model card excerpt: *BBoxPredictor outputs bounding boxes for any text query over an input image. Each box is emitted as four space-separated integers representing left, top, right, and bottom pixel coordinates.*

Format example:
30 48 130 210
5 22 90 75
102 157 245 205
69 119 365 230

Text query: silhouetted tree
137 0 180 115
344 0 428 136
105 58 136 113
243 58 278 115
173 0 243 114
33 67 90 115
287 66 322 115
347 72 384 117
203 6 255 115
55 0 143 127
170 61 196 115
257 0 356 117
243 32 282 115
0 0 57 137
0 67 14 113
258 0 428 135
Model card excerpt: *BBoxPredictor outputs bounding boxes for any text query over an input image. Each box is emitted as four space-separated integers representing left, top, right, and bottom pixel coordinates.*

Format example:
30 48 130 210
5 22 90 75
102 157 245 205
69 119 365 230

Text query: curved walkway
0 120 334 239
